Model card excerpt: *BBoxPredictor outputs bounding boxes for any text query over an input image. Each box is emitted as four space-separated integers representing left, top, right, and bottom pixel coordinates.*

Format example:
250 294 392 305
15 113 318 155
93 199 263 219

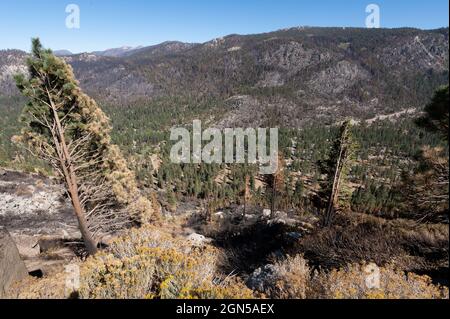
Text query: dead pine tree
202 198 213 223
14 39 154 254
319 120 357 227
266 153 285 218
242 174 251 218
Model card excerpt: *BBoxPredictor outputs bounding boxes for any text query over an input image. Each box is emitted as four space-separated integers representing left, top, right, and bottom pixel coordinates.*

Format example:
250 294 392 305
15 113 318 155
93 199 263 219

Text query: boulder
246 264 278 293
186 233 212 247
262 209 271 217
267 217 297 227
11 234 40 259
0 227 28 297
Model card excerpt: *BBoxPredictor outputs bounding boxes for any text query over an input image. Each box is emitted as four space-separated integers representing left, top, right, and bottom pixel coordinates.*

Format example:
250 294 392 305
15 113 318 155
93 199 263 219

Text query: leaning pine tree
319 120 357 226
14 39 155 254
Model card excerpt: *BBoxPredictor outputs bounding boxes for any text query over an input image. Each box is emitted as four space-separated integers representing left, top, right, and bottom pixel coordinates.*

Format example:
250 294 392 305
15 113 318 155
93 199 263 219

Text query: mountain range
1 26 448 127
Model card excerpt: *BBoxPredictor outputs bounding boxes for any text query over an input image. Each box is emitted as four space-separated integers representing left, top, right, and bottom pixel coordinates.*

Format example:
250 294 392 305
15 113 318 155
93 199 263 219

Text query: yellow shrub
310 263 449 299
78 226 253 299
250 255 448 300
10 272 67 299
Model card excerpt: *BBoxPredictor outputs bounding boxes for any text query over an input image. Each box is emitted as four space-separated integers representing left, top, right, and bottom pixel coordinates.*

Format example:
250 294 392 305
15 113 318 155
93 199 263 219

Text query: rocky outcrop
0 227 28 298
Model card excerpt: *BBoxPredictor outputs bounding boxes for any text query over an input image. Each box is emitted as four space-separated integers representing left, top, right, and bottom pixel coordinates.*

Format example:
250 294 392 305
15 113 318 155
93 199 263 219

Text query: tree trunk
243 175 250 218
271 178 276 219
48 92 98 254
324 144 345 227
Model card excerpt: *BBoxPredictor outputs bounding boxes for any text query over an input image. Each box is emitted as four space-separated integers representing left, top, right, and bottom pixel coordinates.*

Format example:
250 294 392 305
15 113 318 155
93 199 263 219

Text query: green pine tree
14 39 155 254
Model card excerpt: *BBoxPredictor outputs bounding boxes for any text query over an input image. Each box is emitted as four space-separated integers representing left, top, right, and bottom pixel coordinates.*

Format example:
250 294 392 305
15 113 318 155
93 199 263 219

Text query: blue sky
0 0 448 52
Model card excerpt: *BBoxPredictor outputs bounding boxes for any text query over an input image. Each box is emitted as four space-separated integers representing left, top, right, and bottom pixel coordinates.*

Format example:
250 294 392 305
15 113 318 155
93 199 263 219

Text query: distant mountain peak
54 49 73 56
92 46 144 57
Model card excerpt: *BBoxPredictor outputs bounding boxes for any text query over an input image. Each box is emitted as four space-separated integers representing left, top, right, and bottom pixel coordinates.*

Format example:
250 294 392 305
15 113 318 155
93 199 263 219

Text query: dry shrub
250 255 448 299
9 272 67 299
300 219 405 269
256 255 310 299
300 213 449 270
13 226 252 299
397 222 449 265
79 226 253 299
309 263 449 299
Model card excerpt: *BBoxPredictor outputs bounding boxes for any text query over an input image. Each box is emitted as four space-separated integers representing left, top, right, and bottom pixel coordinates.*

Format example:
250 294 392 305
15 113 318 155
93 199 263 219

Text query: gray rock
267 217 297 227
262 209 271 217
214 211 224 219
246 264 277 293
0 227 28 297
274 211 287 219
11 234 40 259
186 233 212 247
286 232 302 240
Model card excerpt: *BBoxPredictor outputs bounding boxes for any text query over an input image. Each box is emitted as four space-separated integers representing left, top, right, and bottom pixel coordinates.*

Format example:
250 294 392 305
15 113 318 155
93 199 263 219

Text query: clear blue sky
1 0 448 52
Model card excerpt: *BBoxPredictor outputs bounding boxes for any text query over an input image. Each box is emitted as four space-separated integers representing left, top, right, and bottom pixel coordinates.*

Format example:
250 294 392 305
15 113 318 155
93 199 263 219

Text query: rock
11 234 40 259
246 264 277 293
267 217 297 227
37 236 66 253
262 209 271 217
0 227 28 297
286 232 302 240
26 247 76 277
214 211 224 219
186 233 212 246
274 211 287 219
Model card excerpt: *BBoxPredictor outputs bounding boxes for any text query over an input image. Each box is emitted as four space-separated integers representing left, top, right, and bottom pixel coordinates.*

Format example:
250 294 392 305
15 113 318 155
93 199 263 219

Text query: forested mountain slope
1 27 448 127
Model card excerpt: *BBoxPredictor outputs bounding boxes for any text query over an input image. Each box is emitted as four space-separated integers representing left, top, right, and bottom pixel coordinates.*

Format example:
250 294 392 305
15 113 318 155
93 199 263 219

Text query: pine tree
402 86 449 222
13 39 155 254
266 153 285 218
242 174 251 217
416 85 449 141
319 120 357 226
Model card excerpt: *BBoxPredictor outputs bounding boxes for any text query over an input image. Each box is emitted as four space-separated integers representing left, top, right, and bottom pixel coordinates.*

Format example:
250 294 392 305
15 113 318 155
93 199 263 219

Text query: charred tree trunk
270 178 277 219
243 175 250 218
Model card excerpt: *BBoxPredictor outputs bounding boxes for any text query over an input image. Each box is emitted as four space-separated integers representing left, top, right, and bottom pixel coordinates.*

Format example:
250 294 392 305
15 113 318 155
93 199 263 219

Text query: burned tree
404 146 449 222
266 153 285 218
242 174 251 218
14 39 155 254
